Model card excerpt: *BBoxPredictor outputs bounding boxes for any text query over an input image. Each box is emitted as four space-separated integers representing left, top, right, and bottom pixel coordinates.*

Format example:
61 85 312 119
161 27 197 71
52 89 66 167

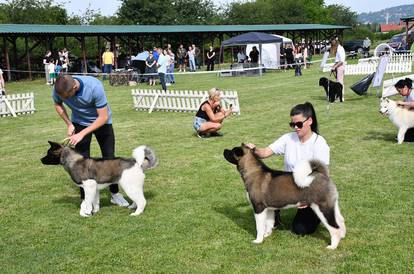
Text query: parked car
388 32 414 50
343 40 364 53
68 57 101 74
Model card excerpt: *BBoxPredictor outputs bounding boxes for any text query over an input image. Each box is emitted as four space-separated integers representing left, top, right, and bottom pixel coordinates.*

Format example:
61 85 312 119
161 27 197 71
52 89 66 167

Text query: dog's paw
80 201 93 217
252 238 264 244
79 210 92 217
326 245 337 250
264 230 272 238
130 208 144 216
128 202 137 209
92 204 100 214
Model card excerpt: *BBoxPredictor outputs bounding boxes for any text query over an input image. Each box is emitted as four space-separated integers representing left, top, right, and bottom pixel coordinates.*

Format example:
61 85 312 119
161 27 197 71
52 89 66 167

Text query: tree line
0 0 357 27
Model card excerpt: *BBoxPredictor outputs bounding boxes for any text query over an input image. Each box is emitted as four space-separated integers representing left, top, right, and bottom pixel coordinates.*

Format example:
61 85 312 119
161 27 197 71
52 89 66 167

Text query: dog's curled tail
293 160 329 188
132 145 158 171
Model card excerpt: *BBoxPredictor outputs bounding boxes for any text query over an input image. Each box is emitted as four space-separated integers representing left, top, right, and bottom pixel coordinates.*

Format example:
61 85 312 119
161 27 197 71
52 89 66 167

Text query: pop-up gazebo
220 32 283 75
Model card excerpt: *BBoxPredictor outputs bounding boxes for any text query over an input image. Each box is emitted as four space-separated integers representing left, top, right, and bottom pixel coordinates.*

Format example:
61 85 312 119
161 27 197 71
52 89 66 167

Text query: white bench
132 89 240 115
382 74 414 97
0 93 35 117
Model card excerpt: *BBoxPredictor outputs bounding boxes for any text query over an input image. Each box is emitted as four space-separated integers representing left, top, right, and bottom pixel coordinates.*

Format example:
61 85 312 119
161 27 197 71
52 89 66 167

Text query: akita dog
224 144 346 249
41 141 157 217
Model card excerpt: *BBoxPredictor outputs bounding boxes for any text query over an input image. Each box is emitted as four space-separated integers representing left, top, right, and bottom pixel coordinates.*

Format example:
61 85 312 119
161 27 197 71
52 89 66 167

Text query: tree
116 0 176 25
325 4 357 27
172 0 217 25
0 0 68 24
224 0 328 25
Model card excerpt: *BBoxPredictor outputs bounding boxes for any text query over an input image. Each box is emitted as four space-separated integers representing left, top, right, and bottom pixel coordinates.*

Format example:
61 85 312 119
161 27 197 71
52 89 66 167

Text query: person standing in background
330 39 346 101
192 44 201 69
177 44 187 72
188 46 196 72
206 46 216 71
102 48 114 80
43 50 52 85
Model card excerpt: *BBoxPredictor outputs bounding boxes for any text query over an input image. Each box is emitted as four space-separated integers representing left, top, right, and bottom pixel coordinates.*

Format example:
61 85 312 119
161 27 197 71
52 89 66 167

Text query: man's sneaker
166 83 171 86
197 132 207 138
110 193 129 207
210 131 223 137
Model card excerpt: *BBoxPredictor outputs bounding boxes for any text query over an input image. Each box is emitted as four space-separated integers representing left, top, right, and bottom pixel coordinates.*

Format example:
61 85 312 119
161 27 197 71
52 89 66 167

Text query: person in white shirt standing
0 68 5 95
246 102 330 235
157 48 169 91
330 39 346 101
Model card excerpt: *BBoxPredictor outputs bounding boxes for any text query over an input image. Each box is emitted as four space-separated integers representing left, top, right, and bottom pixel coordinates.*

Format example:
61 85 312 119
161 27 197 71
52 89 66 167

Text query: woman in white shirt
246 102 330 235
330 39 346 101
395 78 414 141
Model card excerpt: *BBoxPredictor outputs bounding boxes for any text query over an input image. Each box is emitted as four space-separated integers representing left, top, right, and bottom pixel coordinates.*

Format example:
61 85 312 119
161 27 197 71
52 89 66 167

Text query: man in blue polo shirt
52 74 129 207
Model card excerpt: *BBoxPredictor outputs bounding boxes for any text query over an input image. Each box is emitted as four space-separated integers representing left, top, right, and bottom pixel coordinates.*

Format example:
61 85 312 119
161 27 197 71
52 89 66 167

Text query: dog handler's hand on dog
245 143 273 158
67 124 75 137
69 106 109 145
68 132 85 145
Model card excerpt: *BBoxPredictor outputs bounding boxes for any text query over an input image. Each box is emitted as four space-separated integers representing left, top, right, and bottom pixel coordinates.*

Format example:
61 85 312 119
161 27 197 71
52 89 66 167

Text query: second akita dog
224 144 346 250
41 141 157 217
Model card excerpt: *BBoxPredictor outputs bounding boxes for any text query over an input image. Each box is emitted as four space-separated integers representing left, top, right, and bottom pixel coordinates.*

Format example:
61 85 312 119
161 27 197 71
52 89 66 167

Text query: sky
1 0 413 16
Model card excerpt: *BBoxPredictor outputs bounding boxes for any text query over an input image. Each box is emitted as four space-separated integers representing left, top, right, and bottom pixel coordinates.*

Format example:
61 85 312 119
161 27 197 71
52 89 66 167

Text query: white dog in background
379 98 414 144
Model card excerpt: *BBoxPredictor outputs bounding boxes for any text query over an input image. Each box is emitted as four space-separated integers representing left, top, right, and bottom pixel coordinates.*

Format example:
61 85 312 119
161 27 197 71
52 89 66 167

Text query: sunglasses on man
289 117 309 129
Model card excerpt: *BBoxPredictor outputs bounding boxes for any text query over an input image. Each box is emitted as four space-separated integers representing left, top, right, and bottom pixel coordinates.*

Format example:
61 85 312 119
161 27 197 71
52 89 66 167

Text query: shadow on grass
214 203 331 243
214 203 293 235
308 95 366 103
53 190 156 208
364 130 396 142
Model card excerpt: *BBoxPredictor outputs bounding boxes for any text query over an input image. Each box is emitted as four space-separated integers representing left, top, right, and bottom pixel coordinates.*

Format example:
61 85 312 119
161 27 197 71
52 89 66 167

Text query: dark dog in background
319 77 343 103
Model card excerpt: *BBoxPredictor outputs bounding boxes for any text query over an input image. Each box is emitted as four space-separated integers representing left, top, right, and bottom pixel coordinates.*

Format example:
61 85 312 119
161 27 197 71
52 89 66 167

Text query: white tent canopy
246 34 293 69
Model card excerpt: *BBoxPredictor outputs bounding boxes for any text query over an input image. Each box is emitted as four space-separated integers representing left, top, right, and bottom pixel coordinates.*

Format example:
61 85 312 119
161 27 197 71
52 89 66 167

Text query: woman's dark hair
290 102 318 134
395 78 413 89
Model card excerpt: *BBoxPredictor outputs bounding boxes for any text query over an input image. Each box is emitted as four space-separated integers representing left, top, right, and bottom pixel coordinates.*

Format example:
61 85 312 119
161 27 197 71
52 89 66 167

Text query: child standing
55 60 62 77
48 58 56 84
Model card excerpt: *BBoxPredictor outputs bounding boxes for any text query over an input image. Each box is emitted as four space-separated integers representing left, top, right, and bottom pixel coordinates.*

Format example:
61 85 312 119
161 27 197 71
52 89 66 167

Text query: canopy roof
221 32 283 46
0 23 350 36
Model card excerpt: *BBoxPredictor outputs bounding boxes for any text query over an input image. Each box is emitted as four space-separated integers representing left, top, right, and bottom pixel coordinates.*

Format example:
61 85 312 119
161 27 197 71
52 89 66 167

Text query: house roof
0 23 351 36
380 24 404 33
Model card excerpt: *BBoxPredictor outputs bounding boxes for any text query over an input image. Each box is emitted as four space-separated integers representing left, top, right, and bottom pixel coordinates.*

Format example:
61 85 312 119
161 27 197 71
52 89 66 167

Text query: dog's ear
233 147 244 157
48 141 62 149
223 149 238 165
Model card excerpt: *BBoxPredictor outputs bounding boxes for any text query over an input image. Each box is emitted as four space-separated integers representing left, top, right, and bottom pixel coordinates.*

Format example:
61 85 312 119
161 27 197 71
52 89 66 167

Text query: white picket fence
0 93 35 117
323 53 413 75
131 89 240 115
382 74 414 97
358 53 413 64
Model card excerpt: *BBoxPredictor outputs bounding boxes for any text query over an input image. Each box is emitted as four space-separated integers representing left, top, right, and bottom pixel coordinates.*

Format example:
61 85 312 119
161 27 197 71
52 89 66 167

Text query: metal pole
25 37 32 80
259 43 262 77
81 36 87 74
3 37 11 81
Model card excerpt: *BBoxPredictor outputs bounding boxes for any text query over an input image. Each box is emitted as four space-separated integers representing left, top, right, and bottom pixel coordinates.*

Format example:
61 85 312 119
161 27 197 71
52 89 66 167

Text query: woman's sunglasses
289 117 309 129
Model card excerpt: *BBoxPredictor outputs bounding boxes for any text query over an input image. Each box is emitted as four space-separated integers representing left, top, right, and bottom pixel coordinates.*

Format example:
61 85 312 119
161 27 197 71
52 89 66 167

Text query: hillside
358 4 414 24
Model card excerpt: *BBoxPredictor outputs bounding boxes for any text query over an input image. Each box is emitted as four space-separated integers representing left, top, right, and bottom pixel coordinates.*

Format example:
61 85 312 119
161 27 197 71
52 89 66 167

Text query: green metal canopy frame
0 23 350 81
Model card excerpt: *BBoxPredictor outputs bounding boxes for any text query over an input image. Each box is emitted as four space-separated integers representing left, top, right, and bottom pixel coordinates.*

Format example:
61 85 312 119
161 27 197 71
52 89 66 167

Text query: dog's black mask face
41 141 64 165
319 77 328 87
223 144 248 165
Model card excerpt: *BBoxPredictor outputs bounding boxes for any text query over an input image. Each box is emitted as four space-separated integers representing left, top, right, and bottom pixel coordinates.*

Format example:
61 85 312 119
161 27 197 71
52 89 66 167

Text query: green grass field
1 64 413 273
